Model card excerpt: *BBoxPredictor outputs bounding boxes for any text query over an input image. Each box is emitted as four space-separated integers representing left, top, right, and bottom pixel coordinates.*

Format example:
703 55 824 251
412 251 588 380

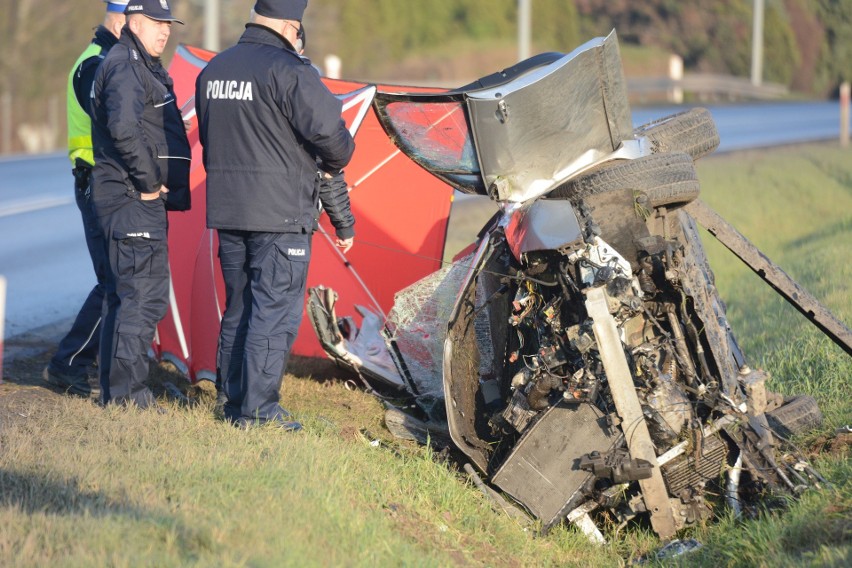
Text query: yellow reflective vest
66 42 102 167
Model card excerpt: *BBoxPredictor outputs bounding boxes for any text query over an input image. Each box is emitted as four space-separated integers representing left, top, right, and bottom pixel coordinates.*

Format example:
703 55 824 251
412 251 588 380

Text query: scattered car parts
307 32 845 541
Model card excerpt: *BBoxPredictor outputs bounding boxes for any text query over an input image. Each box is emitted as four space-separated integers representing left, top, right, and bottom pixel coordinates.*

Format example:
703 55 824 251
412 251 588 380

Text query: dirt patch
808 433 852 459
0 344 198 430
0 384 65 430
338 425 361 442
2 348 53 388
288 355 359 384
0 350 69 431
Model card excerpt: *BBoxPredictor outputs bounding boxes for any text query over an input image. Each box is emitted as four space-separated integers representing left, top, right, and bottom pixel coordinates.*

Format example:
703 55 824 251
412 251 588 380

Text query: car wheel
766 395 823 438
634 107 720 161
548 152 700 209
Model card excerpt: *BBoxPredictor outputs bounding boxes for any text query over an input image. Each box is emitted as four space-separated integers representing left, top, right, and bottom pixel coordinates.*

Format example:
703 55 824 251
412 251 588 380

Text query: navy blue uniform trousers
217 230 311 424
49 169 107 379
98 197 170 407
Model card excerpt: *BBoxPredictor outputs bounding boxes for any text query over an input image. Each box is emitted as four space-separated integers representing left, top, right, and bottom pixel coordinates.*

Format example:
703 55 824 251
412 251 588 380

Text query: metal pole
840 81 850 147
1 93 11 155
668 54 684 104
204 0 220 52
324 55 342 79
751 0 764 86
518 0 531 62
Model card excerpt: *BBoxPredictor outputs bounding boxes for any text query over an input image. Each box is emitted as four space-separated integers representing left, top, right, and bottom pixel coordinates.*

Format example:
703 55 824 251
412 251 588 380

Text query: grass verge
1 143 850 567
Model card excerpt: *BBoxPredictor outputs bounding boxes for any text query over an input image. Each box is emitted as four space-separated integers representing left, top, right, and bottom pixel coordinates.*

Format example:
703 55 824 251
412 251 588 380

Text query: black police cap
254 0 308 22
124 0 185 25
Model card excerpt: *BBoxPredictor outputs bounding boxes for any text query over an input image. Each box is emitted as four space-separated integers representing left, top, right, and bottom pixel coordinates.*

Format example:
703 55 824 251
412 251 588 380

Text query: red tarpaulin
156 45 454 381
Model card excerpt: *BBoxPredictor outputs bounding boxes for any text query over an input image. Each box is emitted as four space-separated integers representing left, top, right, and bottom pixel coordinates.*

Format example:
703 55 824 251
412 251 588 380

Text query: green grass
695 145 852 427
0 379 622 567
1 143 851 566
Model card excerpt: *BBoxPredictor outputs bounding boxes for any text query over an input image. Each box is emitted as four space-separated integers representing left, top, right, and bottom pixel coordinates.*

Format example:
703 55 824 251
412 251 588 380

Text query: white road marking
0 196 74 218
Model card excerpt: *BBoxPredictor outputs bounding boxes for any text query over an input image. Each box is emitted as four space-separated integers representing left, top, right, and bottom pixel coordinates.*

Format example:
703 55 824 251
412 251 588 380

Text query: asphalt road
0 101 848 344
0 152 88 340
632 101 848 152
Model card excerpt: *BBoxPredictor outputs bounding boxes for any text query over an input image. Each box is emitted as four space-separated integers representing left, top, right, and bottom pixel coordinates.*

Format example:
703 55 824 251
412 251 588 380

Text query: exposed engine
433 198 826 538
308 192 828 540
304 33 840 540
496 233 702 445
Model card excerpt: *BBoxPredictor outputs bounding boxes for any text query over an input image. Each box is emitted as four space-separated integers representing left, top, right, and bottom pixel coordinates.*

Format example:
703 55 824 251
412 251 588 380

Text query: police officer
91 0 191 408
43 1 129 397
196 0 355 429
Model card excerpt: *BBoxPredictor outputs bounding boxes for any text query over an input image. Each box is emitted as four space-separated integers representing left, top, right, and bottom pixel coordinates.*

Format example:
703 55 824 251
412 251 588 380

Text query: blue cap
125 0 185 24
105 1 129 12
254 0 308 22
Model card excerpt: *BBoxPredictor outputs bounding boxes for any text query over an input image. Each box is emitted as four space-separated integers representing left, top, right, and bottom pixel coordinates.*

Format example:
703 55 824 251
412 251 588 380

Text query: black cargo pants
216 230 311 424
48 160 108 379
98 195 170 408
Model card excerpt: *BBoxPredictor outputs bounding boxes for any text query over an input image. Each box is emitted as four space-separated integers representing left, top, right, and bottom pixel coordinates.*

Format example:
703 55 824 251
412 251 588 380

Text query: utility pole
204 0 220 52
751 0 764 86
841 82 850 147
1 93 10 155
518 0 531 62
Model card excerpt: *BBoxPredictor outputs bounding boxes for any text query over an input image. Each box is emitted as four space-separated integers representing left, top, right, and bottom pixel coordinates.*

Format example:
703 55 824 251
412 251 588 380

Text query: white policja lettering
206 80 254 101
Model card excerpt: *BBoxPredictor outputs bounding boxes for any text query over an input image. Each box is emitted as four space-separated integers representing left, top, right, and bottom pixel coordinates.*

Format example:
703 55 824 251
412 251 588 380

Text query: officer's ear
294 25 305 54
127 14 140 34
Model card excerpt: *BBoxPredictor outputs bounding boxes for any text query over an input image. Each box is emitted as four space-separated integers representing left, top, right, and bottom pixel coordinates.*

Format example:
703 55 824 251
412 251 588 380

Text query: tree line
1 0 851 154
320 0 851 95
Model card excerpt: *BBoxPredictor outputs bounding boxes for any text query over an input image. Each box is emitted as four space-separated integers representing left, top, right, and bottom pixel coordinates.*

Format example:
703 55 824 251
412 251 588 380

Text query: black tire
548 152 700 209
766 395 823 438
634 107 720 161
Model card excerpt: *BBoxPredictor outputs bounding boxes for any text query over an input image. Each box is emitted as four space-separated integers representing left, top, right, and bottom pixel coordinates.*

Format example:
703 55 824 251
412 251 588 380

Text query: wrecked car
307 32 851 540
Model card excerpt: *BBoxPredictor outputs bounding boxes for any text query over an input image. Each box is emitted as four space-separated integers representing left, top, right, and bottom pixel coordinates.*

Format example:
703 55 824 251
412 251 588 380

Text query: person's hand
183 118 192 131
335 237 354 254
141 186 169 201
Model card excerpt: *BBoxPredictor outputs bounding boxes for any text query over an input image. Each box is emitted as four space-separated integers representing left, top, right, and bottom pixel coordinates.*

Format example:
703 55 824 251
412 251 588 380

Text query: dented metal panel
505 199 584 260
466 32 632 202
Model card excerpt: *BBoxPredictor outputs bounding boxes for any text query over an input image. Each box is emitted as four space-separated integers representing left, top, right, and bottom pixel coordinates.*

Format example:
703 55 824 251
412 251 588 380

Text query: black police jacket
196 24 355 233
91 26 191 216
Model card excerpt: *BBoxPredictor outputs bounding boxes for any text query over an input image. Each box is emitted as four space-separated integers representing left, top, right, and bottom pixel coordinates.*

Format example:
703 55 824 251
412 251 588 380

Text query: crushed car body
307 32 849 540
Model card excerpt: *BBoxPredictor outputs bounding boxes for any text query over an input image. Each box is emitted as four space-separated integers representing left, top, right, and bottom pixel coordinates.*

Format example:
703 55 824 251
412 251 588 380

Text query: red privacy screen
158 45 455 381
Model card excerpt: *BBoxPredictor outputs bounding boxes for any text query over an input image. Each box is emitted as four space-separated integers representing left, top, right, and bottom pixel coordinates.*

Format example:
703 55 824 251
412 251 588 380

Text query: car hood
374 31 633 203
